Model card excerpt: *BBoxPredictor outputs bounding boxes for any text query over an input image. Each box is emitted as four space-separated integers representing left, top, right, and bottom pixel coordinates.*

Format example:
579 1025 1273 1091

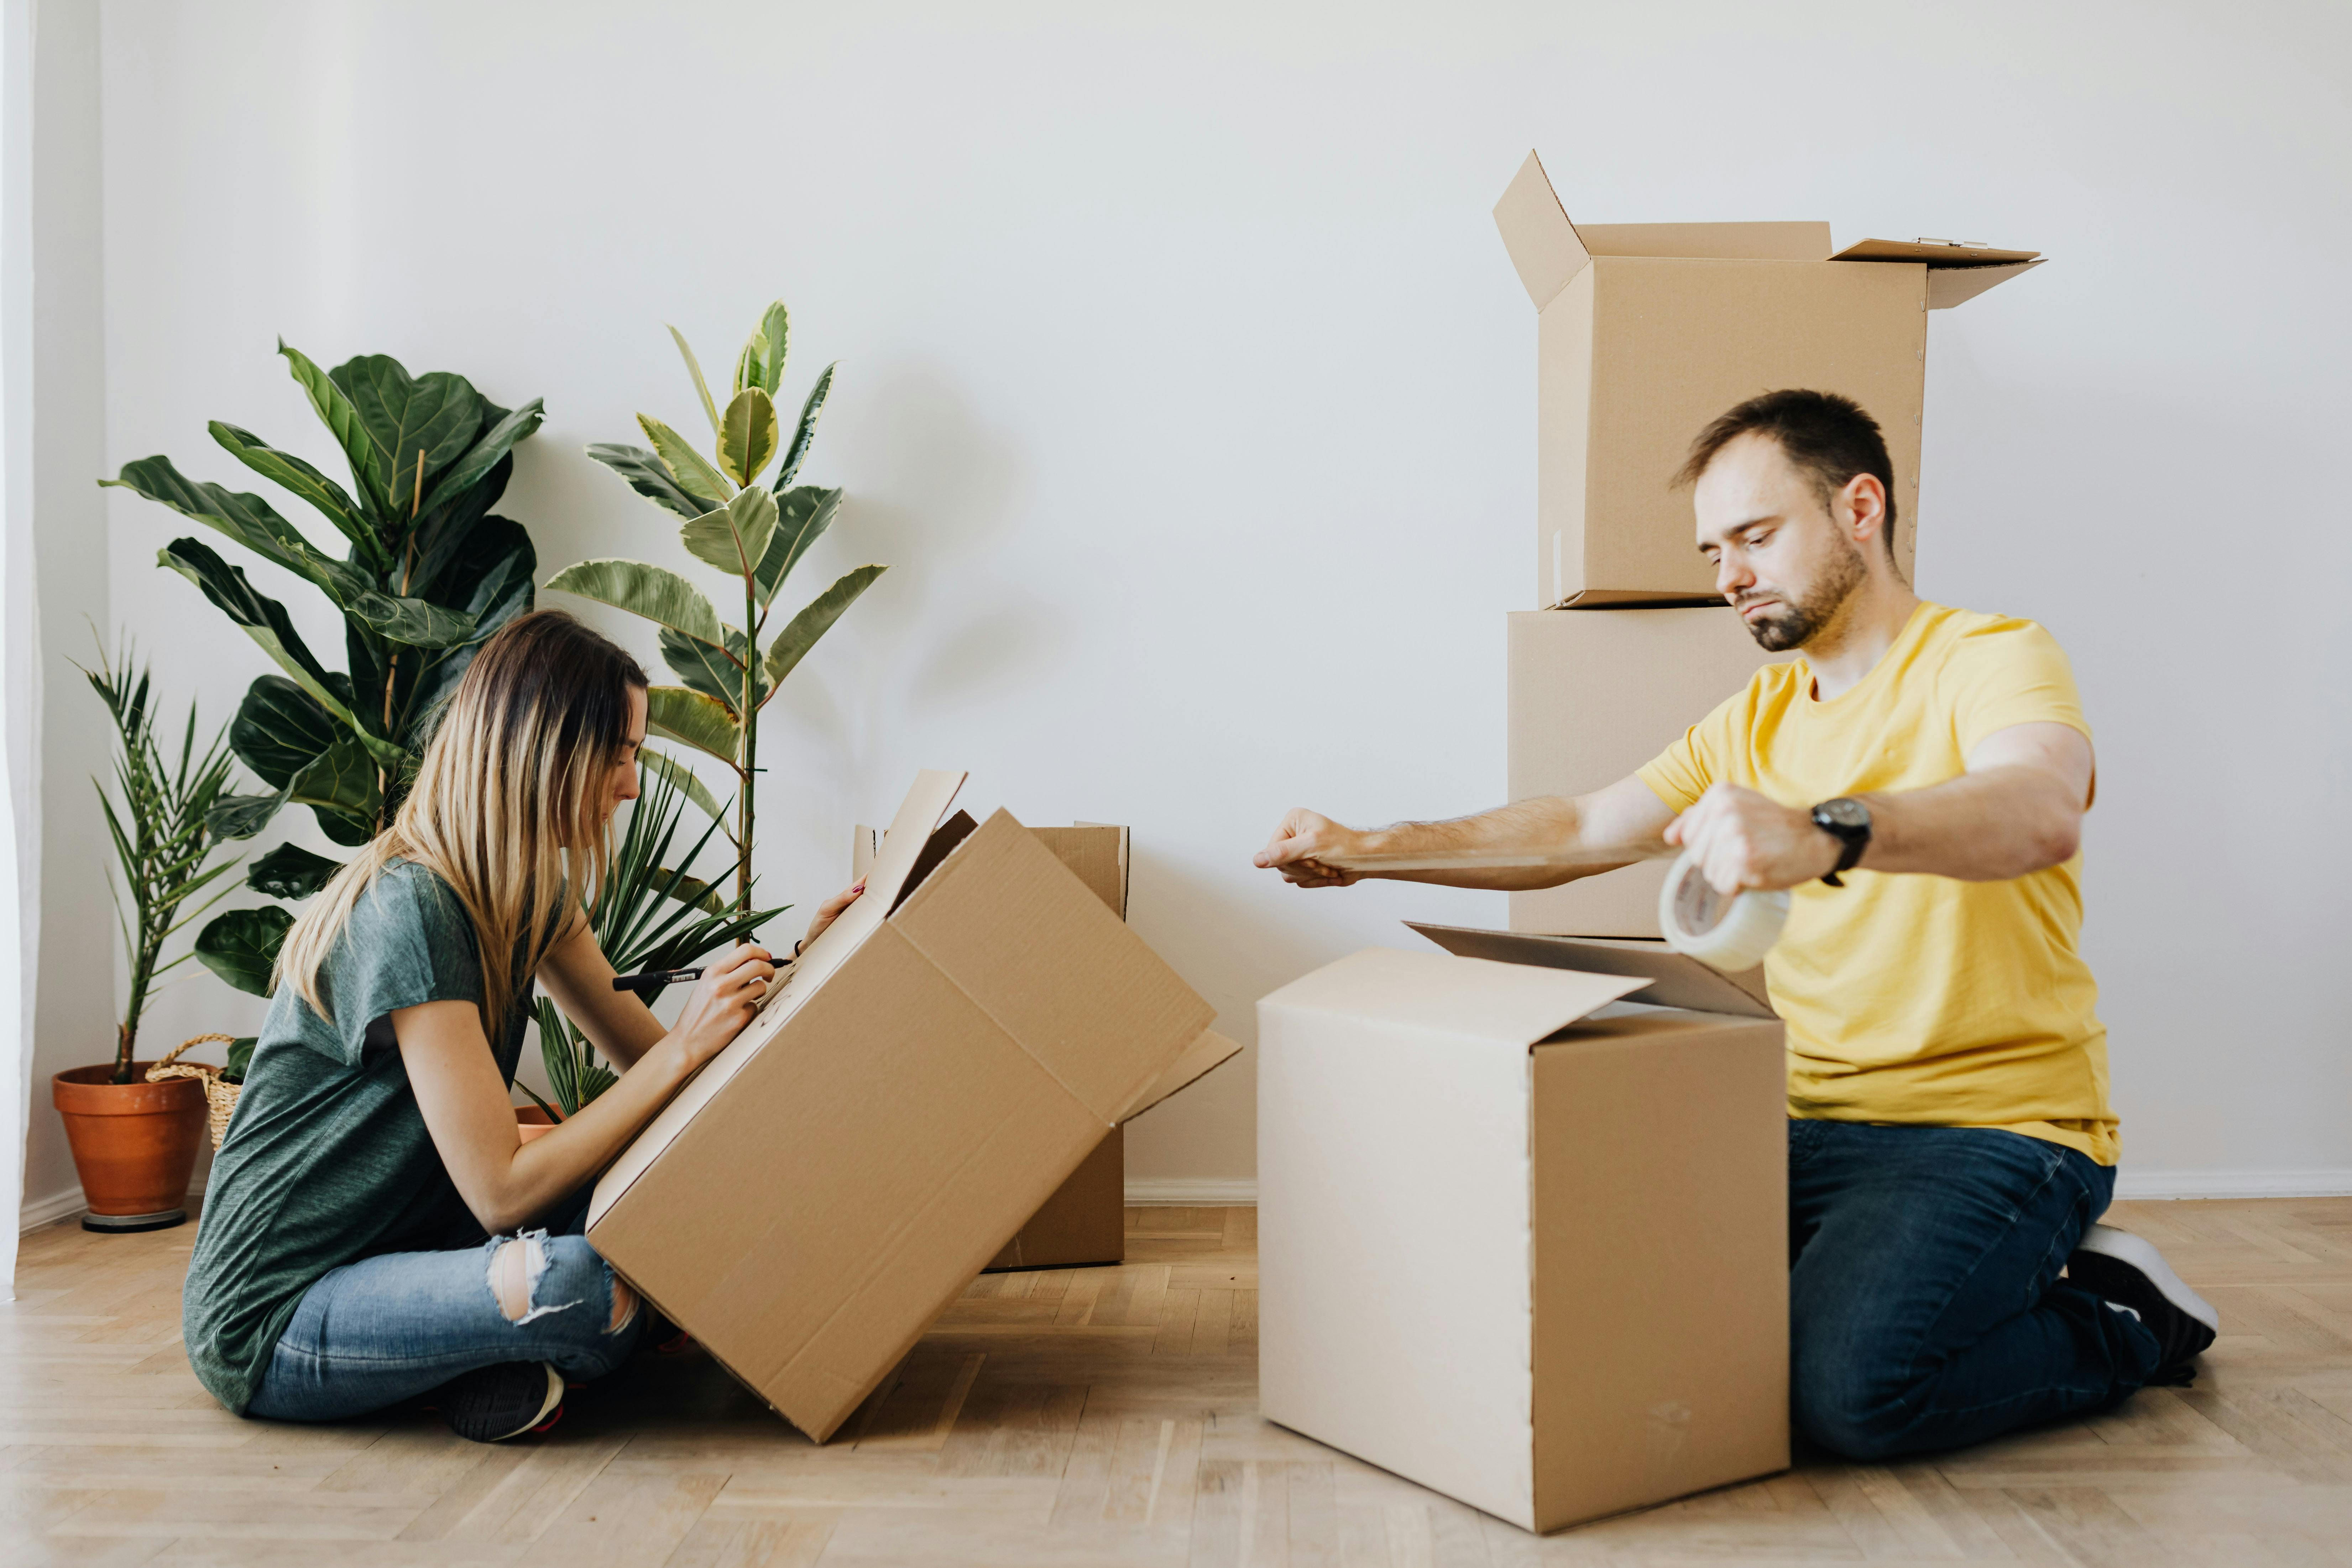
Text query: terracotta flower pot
51 1064 208 1231
517 1106 559 1144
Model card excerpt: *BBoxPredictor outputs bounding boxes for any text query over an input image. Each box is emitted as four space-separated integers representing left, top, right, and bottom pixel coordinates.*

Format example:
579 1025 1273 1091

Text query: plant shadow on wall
103 345 545 992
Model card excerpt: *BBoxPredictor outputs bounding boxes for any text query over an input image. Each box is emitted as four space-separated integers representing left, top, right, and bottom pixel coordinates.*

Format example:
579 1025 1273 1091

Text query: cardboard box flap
1117 1028 1243 1123
1493 150 1589 309
1577 221 1830 262
588 769 968 1227
1406 923 1775 1020
1833 239 2045 309
1260 946 1648 1047
891 807 1217 1122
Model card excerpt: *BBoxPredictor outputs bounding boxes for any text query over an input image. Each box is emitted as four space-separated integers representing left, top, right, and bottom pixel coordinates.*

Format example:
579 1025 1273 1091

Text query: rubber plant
524 760 786 1119
82 640 246 1082
547 300 884 908
102 345 544 994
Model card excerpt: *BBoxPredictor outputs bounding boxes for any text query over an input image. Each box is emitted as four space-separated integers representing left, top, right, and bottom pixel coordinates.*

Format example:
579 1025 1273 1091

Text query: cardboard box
1507 607 1781 937
855 820 1134 1271
1258 939 1787 1533
590 772 1239 1440
1494 150 2042 608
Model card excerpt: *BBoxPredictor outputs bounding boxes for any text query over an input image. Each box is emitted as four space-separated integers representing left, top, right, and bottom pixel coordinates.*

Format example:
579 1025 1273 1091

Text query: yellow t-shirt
1636 601 2117 1164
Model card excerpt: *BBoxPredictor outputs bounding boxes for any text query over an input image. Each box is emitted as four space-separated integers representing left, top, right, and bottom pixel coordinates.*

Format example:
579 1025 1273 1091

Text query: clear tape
1656 849 1789 973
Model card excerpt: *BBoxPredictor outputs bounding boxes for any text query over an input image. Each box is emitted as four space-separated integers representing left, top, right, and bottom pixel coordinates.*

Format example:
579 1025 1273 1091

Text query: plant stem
738 566 757 909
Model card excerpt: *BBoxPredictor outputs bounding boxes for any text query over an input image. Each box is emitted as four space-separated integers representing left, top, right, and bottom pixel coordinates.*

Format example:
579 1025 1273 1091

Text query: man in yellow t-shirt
1254 389 2216 1460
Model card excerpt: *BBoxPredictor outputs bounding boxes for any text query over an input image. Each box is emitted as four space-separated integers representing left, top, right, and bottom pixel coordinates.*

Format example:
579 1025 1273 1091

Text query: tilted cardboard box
1507 607 1781 937
1494 150 2041 608
854 820 1135 1272
591 772 1238 1440
1258 939 1786 1533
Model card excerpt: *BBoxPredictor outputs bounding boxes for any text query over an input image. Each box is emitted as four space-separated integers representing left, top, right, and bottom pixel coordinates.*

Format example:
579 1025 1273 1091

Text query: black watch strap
1811 798 1872 888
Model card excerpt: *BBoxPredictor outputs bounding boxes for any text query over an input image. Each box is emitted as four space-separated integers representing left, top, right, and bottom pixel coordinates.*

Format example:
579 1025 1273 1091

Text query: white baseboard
19 1185 86 1232
1126 1178 1256 1206
2113 1169 2352 1201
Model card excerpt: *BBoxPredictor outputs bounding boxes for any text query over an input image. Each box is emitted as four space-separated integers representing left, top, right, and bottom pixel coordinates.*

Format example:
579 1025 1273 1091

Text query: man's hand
1254 809 1369 888
1665 784 1840 895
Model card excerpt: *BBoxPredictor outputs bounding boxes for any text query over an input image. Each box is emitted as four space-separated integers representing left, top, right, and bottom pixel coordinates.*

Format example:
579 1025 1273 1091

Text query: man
1254 389 2216 1460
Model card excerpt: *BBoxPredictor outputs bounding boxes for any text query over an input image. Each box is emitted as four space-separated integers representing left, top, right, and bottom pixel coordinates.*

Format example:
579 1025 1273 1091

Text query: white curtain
0 0 37 1300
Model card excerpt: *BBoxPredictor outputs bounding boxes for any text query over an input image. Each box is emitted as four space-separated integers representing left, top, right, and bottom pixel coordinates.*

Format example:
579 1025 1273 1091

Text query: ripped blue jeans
245 1195 642 1422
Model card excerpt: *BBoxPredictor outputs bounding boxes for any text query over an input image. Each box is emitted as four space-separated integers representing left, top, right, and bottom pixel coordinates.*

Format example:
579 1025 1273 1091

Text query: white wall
60 0 2352 1197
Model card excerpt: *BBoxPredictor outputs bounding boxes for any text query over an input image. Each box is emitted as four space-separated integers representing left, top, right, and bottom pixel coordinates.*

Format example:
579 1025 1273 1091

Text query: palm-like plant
547 301 884 908
103 345 544 993
526 761 786 1117
82 641 245 1083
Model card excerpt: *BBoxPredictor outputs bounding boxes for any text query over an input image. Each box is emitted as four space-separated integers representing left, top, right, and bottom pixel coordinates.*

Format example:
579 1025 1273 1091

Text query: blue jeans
1788 1119 2162 1460
246 1194 643 1422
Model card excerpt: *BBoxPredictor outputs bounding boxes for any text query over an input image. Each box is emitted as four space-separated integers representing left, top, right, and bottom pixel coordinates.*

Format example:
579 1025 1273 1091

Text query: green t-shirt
183 860 533 1413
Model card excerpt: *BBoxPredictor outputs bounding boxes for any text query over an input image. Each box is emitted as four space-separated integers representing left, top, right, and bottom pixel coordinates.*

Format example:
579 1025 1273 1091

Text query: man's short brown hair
1673 389 1900 556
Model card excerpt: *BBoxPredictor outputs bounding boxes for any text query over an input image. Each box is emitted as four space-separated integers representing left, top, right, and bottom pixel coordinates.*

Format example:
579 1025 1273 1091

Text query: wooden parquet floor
6 1198 2352 1565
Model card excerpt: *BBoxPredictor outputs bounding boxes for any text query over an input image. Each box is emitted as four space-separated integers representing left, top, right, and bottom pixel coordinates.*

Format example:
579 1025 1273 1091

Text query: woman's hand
800 879 866 952
668 942 776 1069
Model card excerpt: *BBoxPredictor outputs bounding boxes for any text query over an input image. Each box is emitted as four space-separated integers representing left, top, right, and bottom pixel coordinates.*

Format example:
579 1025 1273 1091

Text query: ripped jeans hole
487 1230 581 1327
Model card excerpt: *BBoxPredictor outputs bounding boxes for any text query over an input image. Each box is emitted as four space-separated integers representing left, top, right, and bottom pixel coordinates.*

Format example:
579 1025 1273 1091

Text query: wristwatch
1810 797 1872 887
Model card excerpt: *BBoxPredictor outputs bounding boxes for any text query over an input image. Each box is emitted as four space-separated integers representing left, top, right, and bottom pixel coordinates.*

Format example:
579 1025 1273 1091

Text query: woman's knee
485 1232 637 1343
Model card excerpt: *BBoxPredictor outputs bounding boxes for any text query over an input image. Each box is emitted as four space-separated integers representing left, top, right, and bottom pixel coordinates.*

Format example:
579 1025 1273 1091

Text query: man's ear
1840 473 1889 549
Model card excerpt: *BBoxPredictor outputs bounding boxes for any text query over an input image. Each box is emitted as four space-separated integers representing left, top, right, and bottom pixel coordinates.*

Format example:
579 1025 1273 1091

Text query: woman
184 610 859 1442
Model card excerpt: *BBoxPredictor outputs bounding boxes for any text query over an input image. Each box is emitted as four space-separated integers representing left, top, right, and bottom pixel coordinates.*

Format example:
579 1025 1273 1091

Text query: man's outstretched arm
1668 721 2095 893
1253 774 1678 891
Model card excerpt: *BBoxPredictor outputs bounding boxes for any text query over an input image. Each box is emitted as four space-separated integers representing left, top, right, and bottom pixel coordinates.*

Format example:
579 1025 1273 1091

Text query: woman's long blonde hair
278 610 648 1042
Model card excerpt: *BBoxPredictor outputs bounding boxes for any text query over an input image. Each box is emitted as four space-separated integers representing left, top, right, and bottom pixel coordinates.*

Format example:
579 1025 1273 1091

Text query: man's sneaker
430 1361 565 1443
2068 1224 2218 1385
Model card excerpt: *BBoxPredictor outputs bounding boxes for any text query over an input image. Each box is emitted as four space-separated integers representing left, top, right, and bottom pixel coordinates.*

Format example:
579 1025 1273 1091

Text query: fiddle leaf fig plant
549 300 883 907
103 343 544 992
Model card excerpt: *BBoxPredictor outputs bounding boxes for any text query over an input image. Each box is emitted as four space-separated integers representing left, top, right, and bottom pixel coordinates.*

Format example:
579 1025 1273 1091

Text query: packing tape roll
1656 849 1790 973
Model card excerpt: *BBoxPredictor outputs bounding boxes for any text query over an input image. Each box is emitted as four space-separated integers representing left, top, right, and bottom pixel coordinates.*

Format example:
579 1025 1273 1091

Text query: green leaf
207 789 289 841
157 538 408 773
221 1036 256 1084
246 842 342 900
757 301 790 394
761 565 887 692
414 398 545 519
586 443 706 521
773 363 834 490
206 421 385 569
716 388 780 488
637 414 732 509
329 355 485 519
280 340 393 517
229 675 340 788
668 325 722 436
346 589 476 649
289 734 382 821
105 455 353 600
650 866 728 915
679 487 779 580
195 906 294 997
639 746 726 823
544 558 727 647
644 685 741 763
732 333 765 401
754 486 844 607
396 516 537 738
658 624 767 711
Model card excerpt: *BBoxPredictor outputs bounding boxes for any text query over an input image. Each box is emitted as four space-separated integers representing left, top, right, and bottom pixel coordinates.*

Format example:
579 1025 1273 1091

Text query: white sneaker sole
2074 1223 2218 1333
492 1363 566 1442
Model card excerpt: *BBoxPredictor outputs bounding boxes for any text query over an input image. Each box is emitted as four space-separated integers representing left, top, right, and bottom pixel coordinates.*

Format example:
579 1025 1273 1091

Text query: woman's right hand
669 943 776 1069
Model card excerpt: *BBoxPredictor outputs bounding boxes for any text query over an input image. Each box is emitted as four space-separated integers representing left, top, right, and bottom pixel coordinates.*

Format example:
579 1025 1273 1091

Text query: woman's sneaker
2067 1224 2219 1385
431 1361 565 1442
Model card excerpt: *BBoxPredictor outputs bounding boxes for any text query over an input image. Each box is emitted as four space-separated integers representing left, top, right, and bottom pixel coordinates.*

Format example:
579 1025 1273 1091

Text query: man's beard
1737 542 1866 652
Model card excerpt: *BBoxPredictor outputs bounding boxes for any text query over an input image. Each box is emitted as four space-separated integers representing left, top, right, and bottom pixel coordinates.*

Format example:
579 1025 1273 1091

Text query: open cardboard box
589 772 1239 1440
1494 149 2042 608
854 820 1134 1272
1258 927 1786 1533
1506 607 1780 937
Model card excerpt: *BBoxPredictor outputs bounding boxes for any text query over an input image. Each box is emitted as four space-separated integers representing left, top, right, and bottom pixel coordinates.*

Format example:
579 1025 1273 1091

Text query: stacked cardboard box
1491 150 2039 936
1255 155 2043 1533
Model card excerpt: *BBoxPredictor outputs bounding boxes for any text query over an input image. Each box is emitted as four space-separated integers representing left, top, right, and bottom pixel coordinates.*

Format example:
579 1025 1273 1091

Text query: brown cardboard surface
986 1127 1125 1271
1506 608 1781 936
1498 153 2038 607
1530 1010 1789 1529
590 781 1219 1441
1407 924 1772 1018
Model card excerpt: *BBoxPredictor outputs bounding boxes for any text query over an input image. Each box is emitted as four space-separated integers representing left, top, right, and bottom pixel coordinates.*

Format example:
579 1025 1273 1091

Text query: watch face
1816 797 1870 832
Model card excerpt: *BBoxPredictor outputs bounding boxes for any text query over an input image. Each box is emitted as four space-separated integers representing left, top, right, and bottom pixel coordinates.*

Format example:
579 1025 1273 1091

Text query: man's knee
1792 1323 1926 1461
